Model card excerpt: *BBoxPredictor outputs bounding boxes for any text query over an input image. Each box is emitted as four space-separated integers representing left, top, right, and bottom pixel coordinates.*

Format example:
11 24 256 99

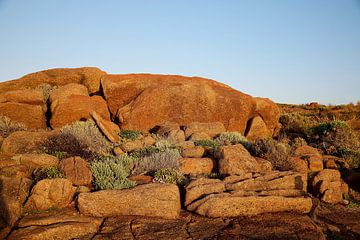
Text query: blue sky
0 0 359 104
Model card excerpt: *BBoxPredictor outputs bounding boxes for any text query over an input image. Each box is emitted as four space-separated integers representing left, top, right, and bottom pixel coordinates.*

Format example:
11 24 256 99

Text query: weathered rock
59 157 92 186
0 102 46 129
1 130 59 155
0 89 44 105
0 67 106 94
101 74 257 133
166 129 186 143
295 145 323 172
217 144 259 175
188 132 212 141
288 156 308 174
185 122 226 139
179 158 214 175
91 111 120 143
156 122 181 135
7 208 103 240
78 183 180 219
245 116 271 140
113 146 124 156
185 178 226 206
0 164 30 178
190 194 312 218
253 97 281 136
50 95 110 128
312 169 344 204
0 176 32 228
181 146 205 158
227 171 307 192
49 83 89 106
142 135 156 146
120 139 143 152
12 153 59 171
255 157 273 173
24 178 76 211
128 175 153 185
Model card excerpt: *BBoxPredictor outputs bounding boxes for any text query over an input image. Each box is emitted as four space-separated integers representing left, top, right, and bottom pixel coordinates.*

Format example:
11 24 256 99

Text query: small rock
245 116 271 141
288 156 308 174
12 153 59 171
189 132 212 141
59 157 92 186
254 157 272 173
120 139 143 152
113 146 124 156
179 158 214 175
181 146 205 158
91 111 120 143
128 175 153 185
185 122 226 139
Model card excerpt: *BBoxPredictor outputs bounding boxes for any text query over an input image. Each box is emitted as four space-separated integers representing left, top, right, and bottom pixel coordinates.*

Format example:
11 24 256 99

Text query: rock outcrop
78 183 180 219
185 171 311 218
101 74 279 137
59 157 92 186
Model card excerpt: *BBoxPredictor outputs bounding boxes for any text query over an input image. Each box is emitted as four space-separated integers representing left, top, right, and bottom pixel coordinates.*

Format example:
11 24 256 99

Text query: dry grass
0 115 27 138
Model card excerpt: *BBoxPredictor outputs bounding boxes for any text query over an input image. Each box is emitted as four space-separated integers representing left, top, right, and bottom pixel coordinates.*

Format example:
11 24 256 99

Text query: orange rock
181 146 205 158
101 74 256 133
253 98 281 136
185 178 226 206
0 102 46 129
295 146 323 172
216 144 259 175
49 83 88 104
185 122 226 139
0 67 106 94
24 178 76 211
254 157 272 173
128 175 153 185
288 157 308 175
78 183 180 219
11 154 59 171
0 89 44 105
245 116 271 141
50 95 110 128
59 157 92 186
91 111 120 143
179 158 214 175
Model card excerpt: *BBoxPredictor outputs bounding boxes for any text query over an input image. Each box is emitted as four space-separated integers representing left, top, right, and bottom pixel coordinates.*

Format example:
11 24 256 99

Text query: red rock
0 67 106 94
59 157 92 186
0 89 44 105
101 74 256 133
288 156 308 174
91 111 120 143
50 95 110 128
245 116 271 140
253 98 281 137
179 158 214 175
185 122 226 139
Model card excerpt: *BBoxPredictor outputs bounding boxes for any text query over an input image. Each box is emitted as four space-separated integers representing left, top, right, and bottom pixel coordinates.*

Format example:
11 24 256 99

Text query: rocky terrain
0 67 359 239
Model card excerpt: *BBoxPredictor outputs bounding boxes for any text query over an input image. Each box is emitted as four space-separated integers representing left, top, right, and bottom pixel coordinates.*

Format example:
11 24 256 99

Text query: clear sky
0 0 359 104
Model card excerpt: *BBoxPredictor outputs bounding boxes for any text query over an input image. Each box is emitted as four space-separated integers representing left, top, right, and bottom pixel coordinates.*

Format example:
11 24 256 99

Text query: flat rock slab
92 211 324 240
78 183 180 219
7 208 103 240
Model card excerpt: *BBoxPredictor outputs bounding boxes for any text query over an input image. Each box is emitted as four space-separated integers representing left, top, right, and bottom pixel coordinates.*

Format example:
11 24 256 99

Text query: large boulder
216 144 260 175
0 89 46 129
101 74 257 133
295 145 323 172
0 67 106 94
179 158 214 176
311 169 345 204
78 183 180 219
24 178 76 211
50 95 110 128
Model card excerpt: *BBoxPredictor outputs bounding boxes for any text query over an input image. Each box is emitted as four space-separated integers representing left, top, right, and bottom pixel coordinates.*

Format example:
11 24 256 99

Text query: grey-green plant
194 139 220 151
215 131 248 146
134 148 181 175
33 166 65 183
120 130 142 140
90 156 136 190
153 168 185 184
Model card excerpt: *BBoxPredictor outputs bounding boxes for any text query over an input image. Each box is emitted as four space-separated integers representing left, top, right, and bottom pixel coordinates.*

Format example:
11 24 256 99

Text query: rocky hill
0 67 359 239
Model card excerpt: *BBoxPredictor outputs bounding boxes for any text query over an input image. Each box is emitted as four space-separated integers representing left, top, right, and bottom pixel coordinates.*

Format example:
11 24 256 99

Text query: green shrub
279 113 314 138
249 139 292 171
50 151 67 159
120 130 142 140
130 139 180 159
194 139 220 151
0 115 27 138
90 157 136 190
215 132 248 146
308 121 360 168
153 168 185 184
33 166 65 183
134 148 181 175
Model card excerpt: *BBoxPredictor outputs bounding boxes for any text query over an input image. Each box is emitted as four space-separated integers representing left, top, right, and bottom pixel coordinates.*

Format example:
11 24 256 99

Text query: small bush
90 157 136 190
308 121 360 168
194 139 220 151
134 148 181 175
153 169 185 184
42 120 112 160
120 130 142 140
249 139 292 171
130 139 180 159
279 113 314 138
0 115 27 138
215 132 248 146
33 166 65 183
